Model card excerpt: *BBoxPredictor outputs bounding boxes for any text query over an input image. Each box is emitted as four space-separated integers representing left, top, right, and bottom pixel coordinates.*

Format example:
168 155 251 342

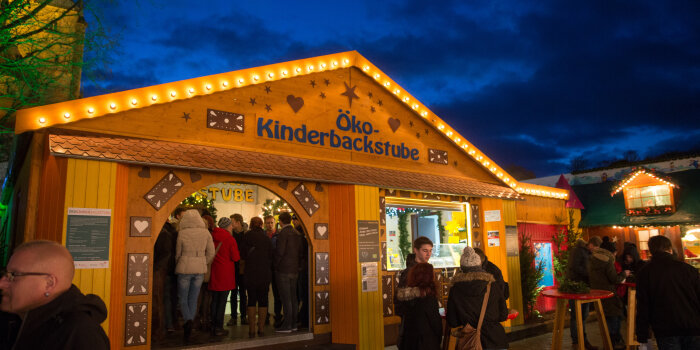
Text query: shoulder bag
453 281 491 350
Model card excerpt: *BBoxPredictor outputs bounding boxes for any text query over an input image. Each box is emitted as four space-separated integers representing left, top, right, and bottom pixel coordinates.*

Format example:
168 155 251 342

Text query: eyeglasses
0 270 52 282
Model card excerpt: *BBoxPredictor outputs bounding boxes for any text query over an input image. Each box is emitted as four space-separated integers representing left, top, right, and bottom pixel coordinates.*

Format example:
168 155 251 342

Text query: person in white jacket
175 209 215 343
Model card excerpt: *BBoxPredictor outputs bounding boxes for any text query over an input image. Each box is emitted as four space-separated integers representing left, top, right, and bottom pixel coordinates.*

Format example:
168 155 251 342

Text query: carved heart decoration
317 226 327 236
388 118 401 132
287 95 304 113
134 220 149 233
189 171 202 183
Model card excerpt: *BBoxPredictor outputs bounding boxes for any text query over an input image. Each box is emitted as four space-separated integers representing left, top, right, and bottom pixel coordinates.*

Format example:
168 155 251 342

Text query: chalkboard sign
358 220 380 262
66 208 111 269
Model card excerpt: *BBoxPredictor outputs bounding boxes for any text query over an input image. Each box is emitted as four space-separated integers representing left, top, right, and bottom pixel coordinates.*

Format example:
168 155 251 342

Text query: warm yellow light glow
39 117 46 124
109 103 117 110
63 112 70 119
188 88 195 94
363 65 370 71
320 63 326 69
296 67 302 73
421 111 428 117
455 137 460 143
131 99 138 105
238 78 244 85
343 59 349 65
87 107 95 114
497 173 503 178
385 82 390 87
374 73 380 79
331 61 338 67
307 65 314 71
446 131 453 137
395 89 400 95
403 97 409 102
438 124 445 130
205 84 211 90
413 104 419 110
253 75 259 82
170 91 177 97
491 167 497 172
268 72 274 79
281 70 288 76
483 161 490 166
462 144 468 149
222 81 229 87
151 95 158 101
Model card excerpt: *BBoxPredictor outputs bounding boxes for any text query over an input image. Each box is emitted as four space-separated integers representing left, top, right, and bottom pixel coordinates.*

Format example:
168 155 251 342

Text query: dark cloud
83 0 700 176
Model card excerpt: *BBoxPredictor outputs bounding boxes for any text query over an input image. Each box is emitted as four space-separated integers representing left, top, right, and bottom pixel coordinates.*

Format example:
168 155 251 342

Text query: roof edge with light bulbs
610 166 679 197
14 51 568 200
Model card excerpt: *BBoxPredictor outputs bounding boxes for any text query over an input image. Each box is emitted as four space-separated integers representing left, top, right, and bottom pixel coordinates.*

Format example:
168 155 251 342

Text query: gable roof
610 166 679 196
15 51 566 199
575 169 700 227
555 174 584 209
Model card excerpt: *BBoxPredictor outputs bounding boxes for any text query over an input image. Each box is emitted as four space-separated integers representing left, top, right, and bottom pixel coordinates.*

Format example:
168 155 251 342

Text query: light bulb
63 112 70 119
131 99 138 105
151 95 158 101
170 91 176 97
205 84 211 90
87 107 95 114
238 78 244 85
39 117 46 124
110 103 117 109
222 81 229 87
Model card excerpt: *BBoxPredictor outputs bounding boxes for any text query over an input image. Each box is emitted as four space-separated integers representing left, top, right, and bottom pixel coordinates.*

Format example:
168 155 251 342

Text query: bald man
0 240 110 349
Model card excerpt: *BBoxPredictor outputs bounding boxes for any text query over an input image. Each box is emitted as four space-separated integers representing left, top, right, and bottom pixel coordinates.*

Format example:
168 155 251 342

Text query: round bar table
618 282 638 350
541 289 615 350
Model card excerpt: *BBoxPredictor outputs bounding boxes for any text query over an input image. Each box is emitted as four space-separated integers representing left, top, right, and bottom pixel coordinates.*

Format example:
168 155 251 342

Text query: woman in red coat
208 217 240 336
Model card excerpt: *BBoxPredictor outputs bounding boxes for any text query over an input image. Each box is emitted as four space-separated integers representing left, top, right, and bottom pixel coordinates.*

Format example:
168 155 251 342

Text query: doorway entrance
150 181 311 348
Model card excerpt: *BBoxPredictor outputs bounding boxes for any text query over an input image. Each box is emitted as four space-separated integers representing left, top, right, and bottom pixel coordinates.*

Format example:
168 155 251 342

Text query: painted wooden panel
502 200 517 227
355 185 384 350
516 195 568 225
62 158 117 333
479 198 511 327
35 154 67 242
506 256 524 325
329 184 359 345
109 163 129 348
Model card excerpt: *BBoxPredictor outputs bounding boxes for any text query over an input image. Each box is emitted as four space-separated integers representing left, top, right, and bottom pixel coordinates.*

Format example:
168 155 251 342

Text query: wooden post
551 298 567 349
593 299 613 350
626 287 639 349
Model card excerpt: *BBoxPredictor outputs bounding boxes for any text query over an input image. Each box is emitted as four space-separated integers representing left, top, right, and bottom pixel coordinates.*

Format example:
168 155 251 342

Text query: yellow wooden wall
355 186 384 350
515 195 567 225
502 200 524 326
62 158 117 332
479 198 511 327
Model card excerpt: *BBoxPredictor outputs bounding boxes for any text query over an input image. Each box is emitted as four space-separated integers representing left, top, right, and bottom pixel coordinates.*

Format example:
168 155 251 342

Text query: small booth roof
610 166 679 196
49 131 520 199
16 50 566 199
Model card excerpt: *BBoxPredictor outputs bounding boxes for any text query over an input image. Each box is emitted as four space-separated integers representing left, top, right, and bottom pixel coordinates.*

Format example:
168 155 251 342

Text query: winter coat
241 226 274 287
274 224 303 274
566 239 591 284
208 227 240 291
636 251 700 343
447 268 509 350
154 221 178 274
175 210 215 275
482 256 509 300
589 247 626 317
394 253 418 317
232 229 245 276
5 285 110 350
395 287 442 350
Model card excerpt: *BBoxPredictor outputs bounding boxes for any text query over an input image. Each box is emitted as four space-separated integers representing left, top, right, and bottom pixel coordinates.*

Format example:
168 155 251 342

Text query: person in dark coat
152 207 185 339
474 247 509 300
619 242 646 277
394 236 433 349
636 235 700 350
228 213 248 326
0 240 110 349
274 212 303 333
447 246 508 350
395 263 442 350
293 214 310 329
264 215 282 327
240 216 274 337
588 236 629 349
566 238 598 350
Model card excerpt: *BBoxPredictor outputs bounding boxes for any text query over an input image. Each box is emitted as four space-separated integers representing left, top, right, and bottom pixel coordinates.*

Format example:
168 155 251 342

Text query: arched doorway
142 176 314 348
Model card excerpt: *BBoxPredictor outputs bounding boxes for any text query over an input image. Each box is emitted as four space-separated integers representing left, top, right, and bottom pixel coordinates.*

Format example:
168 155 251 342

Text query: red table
541 289 615 350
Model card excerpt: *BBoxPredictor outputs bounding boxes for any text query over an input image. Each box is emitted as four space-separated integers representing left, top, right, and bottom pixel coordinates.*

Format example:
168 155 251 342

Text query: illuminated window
625 185 672 209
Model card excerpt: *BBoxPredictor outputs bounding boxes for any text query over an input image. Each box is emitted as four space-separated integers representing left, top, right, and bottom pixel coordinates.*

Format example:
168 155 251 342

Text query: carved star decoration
320 92 326 99
454 161 458 166
409 121 414 127
416 132 421 138
181 112 191 122
324 79 330 86
341 82 360 108
265 104 272 112
370 106 375 113
368 91 373 99
310 80 316 88
249 98 256 106
264 86 271 94
425 128 429 135
378 99 383 106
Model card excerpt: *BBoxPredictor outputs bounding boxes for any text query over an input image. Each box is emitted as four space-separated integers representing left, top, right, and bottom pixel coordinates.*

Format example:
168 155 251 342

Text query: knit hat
460 246 481 267
218 217 232 228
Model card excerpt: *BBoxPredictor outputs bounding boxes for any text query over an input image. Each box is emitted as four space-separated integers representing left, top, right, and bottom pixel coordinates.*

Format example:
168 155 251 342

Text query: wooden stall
8 51 569 349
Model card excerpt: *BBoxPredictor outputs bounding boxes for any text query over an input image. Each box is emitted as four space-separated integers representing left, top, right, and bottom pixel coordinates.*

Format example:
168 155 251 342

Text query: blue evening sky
82 0 700 177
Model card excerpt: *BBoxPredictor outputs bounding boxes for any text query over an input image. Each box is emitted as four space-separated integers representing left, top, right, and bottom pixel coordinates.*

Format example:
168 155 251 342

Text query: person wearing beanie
474 248 509 300
208 215 240 337
447 246 509 350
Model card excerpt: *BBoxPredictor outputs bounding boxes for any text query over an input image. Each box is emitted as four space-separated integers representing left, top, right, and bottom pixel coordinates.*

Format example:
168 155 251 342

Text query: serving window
384 198 471 270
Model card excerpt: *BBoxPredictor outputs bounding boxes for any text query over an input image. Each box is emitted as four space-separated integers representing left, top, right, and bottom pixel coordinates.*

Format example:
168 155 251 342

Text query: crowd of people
564 235 699 350
152 207 310 344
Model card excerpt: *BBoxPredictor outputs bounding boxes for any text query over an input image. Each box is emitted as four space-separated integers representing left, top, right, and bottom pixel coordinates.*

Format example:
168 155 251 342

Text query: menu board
66 208 111 269
358 220 380 262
